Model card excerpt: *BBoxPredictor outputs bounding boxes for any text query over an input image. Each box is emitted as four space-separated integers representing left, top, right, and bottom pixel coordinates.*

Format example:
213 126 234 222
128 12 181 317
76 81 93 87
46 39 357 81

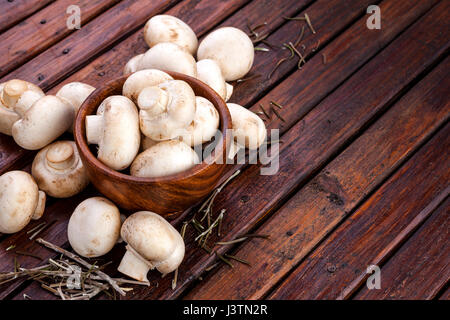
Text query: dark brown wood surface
268 125 449 299
0 0 448 300
186 56 450 299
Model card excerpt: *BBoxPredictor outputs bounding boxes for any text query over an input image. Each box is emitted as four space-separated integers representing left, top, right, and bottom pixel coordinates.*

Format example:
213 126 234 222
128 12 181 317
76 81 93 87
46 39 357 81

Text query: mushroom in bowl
73 71 232 217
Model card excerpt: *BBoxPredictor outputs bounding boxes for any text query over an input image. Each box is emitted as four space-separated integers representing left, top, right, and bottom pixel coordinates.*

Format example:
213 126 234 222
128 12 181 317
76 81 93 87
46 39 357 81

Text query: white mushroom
122 69 172 103
138 79 196 141
131 140 199 178
196 59 227 100
68 197 121 258
1 79 44 109
227 103 266 149
118 211 185 282
12 95 74 150
197 27 254 81
0 83 20 135
144 15 198 55
56 82 96 115
123 54 145 75
86 95 140 170
32 141 89 198
138 42 197 77
179 96 219 146
0 81 44 135
225 82 233 102
0 171 46 234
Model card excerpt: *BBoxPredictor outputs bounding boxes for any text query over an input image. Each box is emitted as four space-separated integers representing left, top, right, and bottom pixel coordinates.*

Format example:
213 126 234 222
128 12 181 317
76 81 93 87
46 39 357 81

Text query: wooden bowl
74 72 232 218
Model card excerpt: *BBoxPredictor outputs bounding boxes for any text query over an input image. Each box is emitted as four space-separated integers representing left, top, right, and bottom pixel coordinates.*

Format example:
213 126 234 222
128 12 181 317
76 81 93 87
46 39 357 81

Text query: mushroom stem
137 86 169 116
46 141 75 170
86 115 103 145
118 245 153 283
32 191 46 220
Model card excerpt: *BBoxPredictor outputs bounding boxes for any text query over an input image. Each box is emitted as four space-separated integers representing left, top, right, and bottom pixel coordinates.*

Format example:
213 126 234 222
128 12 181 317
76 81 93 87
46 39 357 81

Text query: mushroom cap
131 140 199 178
0 171 40 234
227 103 267 149
121 211 184 265
88 96 140 171
56 82 96 114
139 79 196 141
32 141 89 198
1 79 44 108
12 95 74 150
144 15 198 55
122 69 173 103
179 96 219 146
138 42 197 77
68 197 121 258
123 54 145 75
196 59 227 100
197 27 254 81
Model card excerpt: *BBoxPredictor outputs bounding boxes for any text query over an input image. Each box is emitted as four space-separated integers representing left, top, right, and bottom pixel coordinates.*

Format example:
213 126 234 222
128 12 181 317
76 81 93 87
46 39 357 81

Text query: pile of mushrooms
0 80 94 234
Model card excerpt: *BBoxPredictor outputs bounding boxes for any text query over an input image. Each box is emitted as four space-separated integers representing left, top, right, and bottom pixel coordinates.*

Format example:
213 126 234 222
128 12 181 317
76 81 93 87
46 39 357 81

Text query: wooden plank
0 0 121 78
268 127 450 299
0 0 53 34
5 0 448 299
186 56 450 299
117 2 450 300
0 0 179 87
354 198 449 300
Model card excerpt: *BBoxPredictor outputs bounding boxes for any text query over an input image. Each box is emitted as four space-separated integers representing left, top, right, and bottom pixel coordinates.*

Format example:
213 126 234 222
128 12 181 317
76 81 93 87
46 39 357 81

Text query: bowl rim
74 71 232 184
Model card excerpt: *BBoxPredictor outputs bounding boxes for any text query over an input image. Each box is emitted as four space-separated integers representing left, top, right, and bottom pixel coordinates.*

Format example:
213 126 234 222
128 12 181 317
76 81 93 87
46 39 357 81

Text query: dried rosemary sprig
294 26 305 47
36 238 126 296
259 104 270 119
6 244 16 251
287 42 306 68
254 47 270 52
268 43 295 79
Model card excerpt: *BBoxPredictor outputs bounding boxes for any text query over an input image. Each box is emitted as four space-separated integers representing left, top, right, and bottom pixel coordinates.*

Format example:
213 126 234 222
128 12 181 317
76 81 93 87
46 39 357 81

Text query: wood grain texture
269 125 450 299
109 1 450 300
185 57 450 299
0 0 121 77
0 0 53 33
354 198 449 300
0 0 178 87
